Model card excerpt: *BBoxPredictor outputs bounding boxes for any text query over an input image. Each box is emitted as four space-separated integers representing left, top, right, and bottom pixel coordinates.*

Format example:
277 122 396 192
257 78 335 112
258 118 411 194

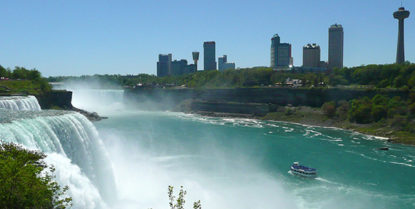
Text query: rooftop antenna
401 0 403 7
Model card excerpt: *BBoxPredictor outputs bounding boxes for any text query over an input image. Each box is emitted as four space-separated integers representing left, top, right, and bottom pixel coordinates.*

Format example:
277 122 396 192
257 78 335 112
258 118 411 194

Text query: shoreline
190 110 413 146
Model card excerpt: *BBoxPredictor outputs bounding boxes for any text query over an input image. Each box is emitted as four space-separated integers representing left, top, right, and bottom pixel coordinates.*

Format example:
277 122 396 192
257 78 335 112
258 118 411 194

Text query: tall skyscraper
157 54 172 77
303 43 321 68
328 24 344 69
328 24 344 70
271 34 292 69
204 41 216 70
394 7 410 64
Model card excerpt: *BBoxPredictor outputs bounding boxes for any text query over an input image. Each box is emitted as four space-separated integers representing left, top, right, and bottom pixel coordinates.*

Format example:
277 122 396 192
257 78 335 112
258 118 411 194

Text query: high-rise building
394 7 410 64
303 43 321 68
277 43 292 67
185 64 197 74
218 55 235 71
171 59 188 76
223 62 235 70
218 55 227 71
328 24 344 69
157 54 172 77
271 34 292 69
271 34 280 68
204 41 216 70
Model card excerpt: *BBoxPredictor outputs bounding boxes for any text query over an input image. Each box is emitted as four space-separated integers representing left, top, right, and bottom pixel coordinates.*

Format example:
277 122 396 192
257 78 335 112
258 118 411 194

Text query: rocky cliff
124 87 409 115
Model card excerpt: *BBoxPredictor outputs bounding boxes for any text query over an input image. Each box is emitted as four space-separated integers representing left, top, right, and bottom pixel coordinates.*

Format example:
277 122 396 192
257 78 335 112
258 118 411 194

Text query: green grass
0 80 51 95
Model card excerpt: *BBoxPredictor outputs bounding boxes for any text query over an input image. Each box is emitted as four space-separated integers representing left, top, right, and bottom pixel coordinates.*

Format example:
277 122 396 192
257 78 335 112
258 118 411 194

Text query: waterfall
0 110 115 208
0 95 42 111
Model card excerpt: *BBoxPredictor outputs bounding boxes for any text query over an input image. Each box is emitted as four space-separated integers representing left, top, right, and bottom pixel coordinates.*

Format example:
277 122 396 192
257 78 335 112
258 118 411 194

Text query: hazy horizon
0 0 414 76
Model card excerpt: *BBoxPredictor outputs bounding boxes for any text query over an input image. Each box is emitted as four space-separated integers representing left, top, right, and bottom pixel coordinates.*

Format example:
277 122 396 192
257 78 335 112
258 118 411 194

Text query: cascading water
0 109 115 209
0 95 41 111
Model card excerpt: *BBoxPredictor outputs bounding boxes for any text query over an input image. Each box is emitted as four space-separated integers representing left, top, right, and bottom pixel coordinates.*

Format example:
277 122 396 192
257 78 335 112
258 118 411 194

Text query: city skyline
0 0 414 76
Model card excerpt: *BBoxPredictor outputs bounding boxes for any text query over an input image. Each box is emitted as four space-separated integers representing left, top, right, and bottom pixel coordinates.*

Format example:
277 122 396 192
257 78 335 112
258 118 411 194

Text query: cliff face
35 90 106 121
190 101 270 116
36 90 73 109
125 88 409 115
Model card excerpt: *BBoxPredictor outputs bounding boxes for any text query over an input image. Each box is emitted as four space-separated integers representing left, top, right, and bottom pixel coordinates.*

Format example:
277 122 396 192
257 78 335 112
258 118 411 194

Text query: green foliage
387 96 407 117
349 97 372 124
0 142 72 209
193 200 202 209
409 103 415 115
0 80 51 95
371 94 388 106
47 63 415 90
340 93 415 132
321 101 336 118
371 105 387 122
0 66 51 95
336 100 349 120
168 186 201 209
334 63 415 88
48 67 330 89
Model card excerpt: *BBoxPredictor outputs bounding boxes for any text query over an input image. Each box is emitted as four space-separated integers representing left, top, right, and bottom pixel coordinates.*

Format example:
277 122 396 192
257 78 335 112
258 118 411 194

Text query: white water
0 95 41 111
52 81 124 114
70 89 124 114
0 110 115 208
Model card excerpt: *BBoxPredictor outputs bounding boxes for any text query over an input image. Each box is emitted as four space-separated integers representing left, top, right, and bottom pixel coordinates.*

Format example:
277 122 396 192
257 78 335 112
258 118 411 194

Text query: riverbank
124 87 415 145
190 106 415 146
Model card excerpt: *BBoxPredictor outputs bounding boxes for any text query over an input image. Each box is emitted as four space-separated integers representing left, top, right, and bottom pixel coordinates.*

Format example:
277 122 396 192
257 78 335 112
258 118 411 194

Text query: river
1 89 415 209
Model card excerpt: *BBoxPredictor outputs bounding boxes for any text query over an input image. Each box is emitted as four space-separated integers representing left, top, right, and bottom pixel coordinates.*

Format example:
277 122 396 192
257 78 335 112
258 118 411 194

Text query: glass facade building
157 54 172 77
204 41 217 70
271 34 292 69
328 24 344 69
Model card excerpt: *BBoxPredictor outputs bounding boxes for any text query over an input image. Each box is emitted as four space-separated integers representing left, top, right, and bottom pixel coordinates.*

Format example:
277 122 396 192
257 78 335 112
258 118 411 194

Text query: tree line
0 65 51 94
48 63 415 89
321 93 415 133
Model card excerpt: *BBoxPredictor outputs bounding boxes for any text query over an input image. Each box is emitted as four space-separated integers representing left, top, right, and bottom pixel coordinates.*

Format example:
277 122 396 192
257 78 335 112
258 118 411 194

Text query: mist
60 81 297 209
59 80 415 209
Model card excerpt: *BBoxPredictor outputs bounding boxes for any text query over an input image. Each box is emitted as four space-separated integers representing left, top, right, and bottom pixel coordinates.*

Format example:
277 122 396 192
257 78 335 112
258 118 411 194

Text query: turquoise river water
95 110 415 209
1 88 415 209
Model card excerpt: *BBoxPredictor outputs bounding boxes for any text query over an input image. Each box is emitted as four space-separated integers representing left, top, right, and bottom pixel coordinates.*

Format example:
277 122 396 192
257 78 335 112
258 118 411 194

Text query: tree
168 186 201 209
0 143 72 209
349 98 373 123
371 105 387 122
321 101 336 118
336 100 349 120
371 94 388 106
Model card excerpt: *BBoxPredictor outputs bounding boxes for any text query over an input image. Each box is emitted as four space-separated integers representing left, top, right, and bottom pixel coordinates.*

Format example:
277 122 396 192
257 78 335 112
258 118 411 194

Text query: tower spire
393 7 410 64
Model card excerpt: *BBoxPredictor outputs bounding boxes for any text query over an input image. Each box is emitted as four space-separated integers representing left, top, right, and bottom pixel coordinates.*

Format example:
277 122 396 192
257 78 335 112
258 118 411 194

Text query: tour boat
290 162 317 178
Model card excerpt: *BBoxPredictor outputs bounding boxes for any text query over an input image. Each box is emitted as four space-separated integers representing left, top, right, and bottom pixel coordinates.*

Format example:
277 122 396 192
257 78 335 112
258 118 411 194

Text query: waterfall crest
0 111 115 208
0 95 41 111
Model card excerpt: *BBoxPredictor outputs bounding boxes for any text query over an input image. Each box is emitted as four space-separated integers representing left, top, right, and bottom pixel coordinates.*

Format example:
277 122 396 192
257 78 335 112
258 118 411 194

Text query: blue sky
0 0 414 76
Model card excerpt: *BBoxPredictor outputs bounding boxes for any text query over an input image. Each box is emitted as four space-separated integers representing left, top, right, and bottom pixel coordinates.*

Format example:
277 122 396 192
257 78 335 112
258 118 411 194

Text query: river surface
95 109 415 209
1 88 415 209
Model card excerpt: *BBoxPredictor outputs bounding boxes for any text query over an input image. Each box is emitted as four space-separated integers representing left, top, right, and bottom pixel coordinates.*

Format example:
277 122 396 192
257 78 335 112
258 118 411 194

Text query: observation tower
393 7 410 64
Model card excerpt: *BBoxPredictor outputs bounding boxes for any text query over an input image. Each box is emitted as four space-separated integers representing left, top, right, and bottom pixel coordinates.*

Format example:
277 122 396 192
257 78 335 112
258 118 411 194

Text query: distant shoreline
190 109 412 146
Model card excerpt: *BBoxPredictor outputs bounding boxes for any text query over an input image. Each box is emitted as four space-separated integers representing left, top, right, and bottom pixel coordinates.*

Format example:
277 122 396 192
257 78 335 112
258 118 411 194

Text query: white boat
290 162 317 178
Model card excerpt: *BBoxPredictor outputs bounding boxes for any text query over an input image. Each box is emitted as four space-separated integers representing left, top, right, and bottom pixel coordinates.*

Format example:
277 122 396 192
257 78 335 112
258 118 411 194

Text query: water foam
0 95 41 111
0 111 115 208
